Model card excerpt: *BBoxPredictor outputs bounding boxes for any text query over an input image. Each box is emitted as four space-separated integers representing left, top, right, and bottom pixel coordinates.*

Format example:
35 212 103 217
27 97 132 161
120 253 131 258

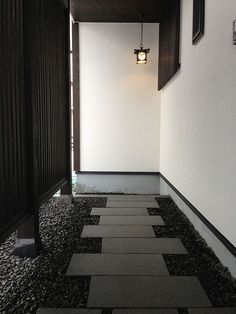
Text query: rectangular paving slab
67 253 169 276
102 238 188 254
106 201 159 208
81 225 155 238
91 208 149 216
88 276 211 308
37 310 101 314
99 216 165 226
108 195 157 202
188 309 236 314
113 310 178 314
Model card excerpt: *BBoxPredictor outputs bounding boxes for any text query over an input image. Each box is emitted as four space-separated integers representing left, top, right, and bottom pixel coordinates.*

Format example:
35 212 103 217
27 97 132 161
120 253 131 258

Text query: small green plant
72 174 77 193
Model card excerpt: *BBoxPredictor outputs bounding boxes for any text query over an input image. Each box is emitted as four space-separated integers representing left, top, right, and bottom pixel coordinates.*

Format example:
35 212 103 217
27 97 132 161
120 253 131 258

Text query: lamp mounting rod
140 22 143 48
139 13 145 48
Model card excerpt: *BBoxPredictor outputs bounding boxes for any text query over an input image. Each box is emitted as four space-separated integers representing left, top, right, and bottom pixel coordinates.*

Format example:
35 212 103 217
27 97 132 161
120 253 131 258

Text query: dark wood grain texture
61 0 72 195
0 0 71 242
71 0 168 23
0 0 29 241
158 0 180 90
23 0 71 203
72 23 81 172
192 0 205 44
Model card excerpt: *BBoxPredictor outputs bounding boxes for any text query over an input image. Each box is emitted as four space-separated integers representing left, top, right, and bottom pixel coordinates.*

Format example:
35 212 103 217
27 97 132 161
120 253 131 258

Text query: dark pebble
155 197 236 307
0 196 106 314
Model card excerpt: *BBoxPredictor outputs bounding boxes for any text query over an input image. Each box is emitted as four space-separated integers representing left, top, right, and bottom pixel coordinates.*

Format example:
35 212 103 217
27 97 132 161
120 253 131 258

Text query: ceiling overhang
71 0 169 23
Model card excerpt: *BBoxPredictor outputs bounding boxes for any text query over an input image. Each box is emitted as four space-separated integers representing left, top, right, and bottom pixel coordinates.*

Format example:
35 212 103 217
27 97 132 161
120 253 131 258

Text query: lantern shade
134 47 150 64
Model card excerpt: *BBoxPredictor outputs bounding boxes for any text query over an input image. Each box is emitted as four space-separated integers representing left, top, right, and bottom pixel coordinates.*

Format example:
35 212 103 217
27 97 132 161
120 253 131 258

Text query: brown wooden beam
158 0 181 90
61 0 72 199
72 22 80 172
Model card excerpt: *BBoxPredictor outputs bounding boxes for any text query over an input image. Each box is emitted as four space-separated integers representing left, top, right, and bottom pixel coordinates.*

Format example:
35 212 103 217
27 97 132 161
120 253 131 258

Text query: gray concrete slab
108 195 157 202
102 238 188 254
76 174 160 194
66 254 169 276
74 194 169 198
188 309 236 314
99 216 165 226
37 310 101 314
81 226 155 238
88 276 211 308
106 201 159 208
113 310 178 314
91 208 149 216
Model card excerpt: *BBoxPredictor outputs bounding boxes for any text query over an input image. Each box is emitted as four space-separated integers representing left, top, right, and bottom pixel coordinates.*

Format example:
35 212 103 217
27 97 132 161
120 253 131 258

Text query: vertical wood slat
72 23 80 172
158 0 181 90
0 0 29 239
61 0 72 195
24 0 70 203
0 0 71 241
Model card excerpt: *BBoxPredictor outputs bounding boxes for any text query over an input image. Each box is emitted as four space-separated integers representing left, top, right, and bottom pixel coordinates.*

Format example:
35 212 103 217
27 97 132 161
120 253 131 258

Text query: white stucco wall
160 0 236 247
79 23 160 172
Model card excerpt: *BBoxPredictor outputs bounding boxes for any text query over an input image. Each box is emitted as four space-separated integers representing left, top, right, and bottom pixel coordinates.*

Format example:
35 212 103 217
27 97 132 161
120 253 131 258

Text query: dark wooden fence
24 0 70 204
158 0 180 90
72 23 80 172
0 0 70 242
0 0 29 239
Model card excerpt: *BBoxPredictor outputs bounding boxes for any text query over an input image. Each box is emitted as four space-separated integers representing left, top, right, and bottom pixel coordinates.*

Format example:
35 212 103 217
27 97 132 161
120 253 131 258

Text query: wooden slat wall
24 0 70 203
0 0 70 241
158 0 181 90
0 0 29 239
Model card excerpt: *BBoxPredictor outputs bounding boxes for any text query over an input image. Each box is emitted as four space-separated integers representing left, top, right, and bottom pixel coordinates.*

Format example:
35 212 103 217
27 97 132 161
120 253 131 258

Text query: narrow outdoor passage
36 195 236 314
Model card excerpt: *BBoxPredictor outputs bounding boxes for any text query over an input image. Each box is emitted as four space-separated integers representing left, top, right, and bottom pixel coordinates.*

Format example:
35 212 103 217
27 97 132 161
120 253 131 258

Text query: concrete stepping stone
113 310 178 314
102 238 188 254
188 309 236 314
88 276 211 308
66 254 169 276
99 216 165 226
108 195 157 202
106 201 159 208
91 207 149 216
81 225 155 238
37 310 101 314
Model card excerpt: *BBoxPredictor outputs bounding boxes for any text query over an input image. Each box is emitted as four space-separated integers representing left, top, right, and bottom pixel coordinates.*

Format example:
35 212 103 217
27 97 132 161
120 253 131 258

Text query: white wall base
76 174 160 195
160 177 236 279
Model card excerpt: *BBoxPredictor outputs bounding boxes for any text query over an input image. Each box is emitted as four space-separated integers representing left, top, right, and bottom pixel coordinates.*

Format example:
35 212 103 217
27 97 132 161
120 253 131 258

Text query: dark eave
71 0 169 23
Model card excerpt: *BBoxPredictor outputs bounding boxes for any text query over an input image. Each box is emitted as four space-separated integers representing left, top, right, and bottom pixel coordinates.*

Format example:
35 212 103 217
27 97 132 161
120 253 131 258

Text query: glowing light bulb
138 51 146 61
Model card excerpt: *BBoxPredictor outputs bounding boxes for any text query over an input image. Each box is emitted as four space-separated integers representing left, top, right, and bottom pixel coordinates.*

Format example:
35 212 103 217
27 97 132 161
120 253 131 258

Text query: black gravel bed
163 254 200 276
72 197 105 254
154 197 236 307
73 197 107 225
148 207 163 215
0 196 107 314
74 238 102 254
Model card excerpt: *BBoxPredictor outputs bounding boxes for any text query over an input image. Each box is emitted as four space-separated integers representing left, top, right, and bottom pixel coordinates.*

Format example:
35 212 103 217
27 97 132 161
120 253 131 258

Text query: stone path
106 201 159 208
101 238 188 254
88 276 211 308
91 207 149 216
37 195 236 314
99 215 165 225
67 254 169 276
37 310 101 314
112 311 178 314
